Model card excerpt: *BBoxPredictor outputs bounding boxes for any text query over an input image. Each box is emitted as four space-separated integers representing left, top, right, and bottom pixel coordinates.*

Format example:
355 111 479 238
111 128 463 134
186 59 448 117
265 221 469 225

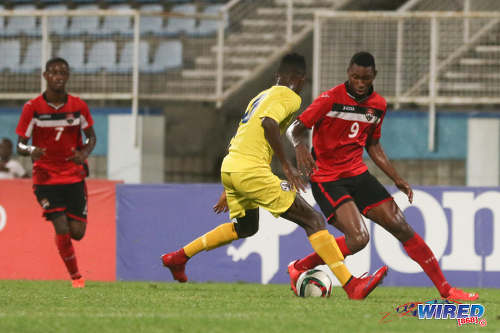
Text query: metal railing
313 11 500 151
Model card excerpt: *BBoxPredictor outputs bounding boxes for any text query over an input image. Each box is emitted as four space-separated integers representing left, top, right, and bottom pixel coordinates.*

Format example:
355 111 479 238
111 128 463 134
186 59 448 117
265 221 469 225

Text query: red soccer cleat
72 277 85 288
287 260 306 296
161 249 188 283
446 287 479 301
343 265 388 300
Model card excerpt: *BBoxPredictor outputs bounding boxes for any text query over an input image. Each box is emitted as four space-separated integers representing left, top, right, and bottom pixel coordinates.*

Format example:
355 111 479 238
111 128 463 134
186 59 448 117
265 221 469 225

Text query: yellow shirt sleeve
259 87 301 124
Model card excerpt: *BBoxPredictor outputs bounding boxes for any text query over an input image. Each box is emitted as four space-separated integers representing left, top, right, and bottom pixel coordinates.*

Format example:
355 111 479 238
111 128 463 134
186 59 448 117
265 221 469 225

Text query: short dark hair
45 57 69 71
278 53 306 76
349 51 376 70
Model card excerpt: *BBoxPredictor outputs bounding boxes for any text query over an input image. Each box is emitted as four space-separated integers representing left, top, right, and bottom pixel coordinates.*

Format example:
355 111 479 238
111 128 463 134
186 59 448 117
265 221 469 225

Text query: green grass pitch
0 280 499 333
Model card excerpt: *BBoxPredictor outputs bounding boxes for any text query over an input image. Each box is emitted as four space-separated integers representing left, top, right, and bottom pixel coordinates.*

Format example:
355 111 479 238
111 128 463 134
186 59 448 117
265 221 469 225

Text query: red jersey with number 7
16 93 94 185
297 83 387 183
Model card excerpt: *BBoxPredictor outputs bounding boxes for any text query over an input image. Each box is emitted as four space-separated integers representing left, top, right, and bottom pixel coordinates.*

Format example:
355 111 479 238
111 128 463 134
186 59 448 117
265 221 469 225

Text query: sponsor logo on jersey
280 181 292 191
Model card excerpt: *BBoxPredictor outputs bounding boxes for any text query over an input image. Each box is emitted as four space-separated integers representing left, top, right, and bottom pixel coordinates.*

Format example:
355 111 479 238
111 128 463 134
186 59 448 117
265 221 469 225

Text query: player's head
43 57 70 94
347 51 377 97
0 138 13 160
276 53 306 94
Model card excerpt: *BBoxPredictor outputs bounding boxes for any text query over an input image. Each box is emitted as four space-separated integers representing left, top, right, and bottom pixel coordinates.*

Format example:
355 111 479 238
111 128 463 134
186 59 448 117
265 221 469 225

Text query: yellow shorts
221 170 296 219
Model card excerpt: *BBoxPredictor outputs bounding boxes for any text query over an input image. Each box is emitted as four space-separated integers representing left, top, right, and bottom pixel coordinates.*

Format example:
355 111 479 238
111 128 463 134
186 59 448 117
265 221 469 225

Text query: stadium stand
18 40 42 73
100 3 133 36
164 4 197 36
115 40 150 73
67 4 100 36
85 41 117 72
139 4 165 35
0 40 21 72
142 40 183 73
3 4 39 37
56 41 85 72
45 4 69 35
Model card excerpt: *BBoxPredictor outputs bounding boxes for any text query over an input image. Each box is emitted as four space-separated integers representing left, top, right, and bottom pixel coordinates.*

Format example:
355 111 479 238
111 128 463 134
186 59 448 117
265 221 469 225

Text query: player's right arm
15 101 45 160
262 116 306 192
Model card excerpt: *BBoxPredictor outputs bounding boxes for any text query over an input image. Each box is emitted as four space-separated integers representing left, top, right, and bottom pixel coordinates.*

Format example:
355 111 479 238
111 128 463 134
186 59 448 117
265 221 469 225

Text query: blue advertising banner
116 184 500 288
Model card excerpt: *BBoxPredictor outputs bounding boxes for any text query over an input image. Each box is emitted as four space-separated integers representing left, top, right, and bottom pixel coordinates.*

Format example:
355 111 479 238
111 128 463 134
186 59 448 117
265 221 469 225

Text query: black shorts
33 181 88 223
310 171 392 224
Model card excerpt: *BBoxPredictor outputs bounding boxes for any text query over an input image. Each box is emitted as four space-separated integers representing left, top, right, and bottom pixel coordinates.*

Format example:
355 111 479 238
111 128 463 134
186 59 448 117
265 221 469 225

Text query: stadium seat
18 41 42 73
115 41 149 73
3 5 39 37
164 4 197 36
139 4 164 35
67 4 100 35
45 4 69 35
100 4 133 35
195 4 224 37
143 40 182 73
0 41 21 71
57 41 85 72
85 41 117 72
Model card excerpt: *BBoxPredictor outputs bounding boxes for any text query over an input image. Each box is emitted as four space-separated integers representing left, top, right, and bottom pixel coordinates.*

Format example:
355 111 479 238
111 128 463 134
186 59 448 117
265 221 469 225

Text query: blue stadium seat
115 41 149 73
143 40 182 73
100 4 133 35
67 4 100 35
164 4 197 36
18 41 42 73
3 5 39 37
85 41 117 72
195 4 224 37
139 4 164 35
45 4 69 35
0 40 21 71
57 41 85 72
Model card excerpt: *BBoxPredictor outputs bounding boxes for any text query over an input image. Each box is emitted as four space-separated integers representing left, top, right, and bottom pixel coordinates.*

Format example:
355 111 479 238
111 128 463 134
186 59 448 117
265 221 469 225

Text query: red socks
55 233 81 280
294 236 351 270
403 233 451 297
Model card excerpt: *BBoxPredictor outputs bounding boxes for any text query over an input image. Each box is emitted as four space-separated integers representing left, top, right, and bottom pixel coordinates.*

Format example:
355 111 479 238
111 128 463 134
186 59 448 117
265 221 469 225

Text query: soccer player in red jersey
16 57 96 288
286 51 478 301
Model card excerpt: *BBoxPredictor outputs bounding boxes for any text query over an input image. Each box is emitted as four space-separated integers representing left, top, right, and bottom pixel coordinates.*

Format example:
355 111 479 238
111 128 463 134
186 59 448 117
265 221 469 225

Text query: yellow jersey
221 85 301 172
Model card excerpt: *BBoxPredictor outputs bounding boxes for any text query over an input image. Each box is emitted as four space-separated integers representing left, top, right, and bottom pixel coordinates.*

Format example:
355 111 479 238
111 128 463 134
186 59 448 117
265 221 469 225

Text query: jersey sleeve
15 101 35 139
260 90 301 124
79 99 94 129
297 91 334 129
371 100 387 140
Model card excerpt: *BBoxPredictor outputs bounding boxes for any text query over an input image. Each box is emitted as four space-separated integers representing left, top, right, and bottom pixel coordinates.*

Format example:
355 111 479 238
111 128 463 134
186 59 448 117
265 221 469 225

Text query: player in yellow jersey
161 53 388 299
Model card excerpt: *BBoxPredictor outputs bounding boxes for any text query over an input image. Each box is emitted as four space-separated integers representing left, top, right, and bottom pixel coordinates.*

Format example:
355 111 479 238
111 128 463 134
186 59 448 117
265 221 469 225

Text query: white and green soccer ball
296 269 333 298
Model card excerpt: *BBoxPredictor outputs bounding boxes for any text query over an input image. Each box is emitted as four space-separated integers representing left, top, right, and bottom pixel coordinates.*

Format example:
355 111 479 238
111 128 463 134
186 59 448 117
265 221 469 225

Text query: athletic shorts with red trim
310 171 392 224
33 181 88 223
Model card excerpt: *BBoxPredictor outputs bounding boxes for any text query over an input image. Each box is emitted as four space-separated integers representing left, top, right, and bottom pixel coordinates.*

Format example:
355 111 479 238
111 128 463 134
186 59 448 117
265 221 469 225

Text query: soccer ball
296 269 333 298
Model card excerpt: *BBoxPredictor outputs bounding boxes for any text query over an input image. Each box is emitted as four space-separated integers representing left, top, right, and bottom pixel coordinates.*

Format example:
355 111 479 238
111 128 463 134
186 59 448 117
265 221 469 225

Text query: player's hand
295 143 317 178
283 162 307 193
31 147 46 161
213 191 229 214
67 148 88 164
396 179 413 203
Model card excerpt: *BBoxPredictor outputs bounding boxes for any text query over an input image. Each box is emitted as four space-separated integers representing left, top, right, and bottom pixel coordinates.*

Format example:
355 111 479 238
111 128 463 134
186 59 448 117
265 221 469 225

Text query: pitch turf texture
0 281 499 333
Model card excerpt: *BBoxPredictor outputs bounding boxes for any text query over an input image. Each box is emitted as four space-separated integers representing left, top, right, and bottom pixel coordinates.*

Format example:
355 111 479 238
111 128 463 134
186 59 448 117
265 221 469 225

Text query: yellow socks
308 230 352 286
183 223 238 258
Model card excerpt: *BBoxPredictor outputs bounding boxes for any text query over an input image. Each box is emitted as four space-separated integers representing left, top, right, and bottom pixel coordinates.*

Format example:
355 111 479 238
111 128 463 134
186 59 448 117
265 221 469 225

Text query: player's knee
71 231 85 241
350 231 369 253
309 210 326 233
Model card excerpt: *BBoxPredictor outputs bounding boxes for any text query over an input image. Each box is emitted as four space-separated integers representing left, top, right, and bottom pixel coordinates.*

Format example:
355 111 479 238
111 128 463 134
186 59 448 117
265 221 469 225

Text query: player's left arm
67 126 96 164
366 138 413 203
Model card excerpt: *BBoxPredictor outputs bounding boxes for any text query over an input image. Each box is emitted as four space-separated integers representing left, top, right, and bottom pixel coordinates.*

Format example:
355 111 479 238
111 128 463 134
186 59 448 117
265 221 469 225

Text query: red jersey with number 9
16 94 94 185
298 83 387 183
